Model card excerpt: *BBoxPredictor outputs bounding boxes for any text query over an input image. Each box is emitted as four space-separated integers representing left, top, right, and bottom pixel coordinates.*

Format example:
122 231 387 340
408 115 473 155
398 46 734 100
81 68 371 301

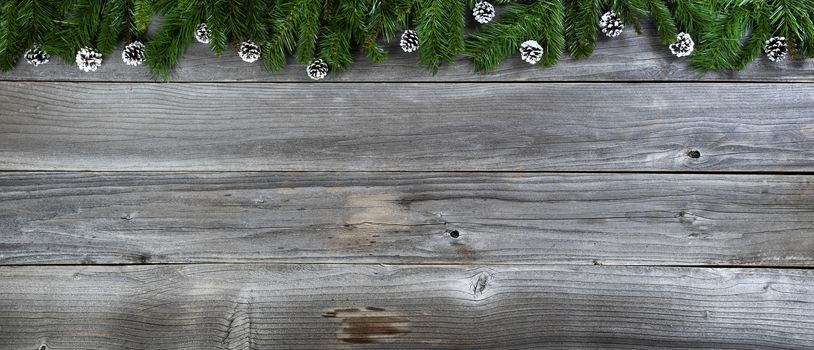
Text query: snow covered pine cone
472 1 496 24
25 44 50 66
599 11 624 38
764 36 788 62
75 47 103 72
195 23 211 44
239 41 262 63
669 32 694 57
400 30 419 53
122 41 145 66
306 58 329 80
519 40 543 64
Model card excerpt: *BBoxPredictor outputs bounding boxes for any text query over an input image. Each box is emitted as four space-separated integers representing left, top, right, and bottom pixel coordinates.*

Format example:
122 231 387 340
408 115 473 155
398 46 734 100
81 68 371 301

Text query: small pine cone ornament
238 41 262 63
669 32 694 57
400 30 419 53
24 44 50 66
122 41 145 66
472 1 496 24
519 40 543 64
306 58 329 80
195 23 211 44
764 36 788 62
599 11 624 38
75 47 103 72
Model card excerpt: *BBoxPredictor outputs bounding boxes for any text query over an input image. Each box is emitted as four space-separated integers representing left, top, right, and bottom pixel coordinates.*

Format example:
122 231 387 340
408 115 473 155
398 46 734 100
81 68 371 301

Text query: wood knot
222 299 252 350
471 272 490 297
686 149 701 159
137 254 150 264
677 210 696 224
446 229 460 238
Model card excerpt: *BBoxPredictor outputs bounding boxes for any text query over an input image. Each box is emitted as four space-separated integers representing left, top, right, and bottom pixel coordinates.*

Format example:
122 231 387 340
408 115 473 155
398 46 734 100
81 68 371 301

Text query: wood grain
1 82 812 171
2 171 812 265
1 264 813 349
1 22 813 82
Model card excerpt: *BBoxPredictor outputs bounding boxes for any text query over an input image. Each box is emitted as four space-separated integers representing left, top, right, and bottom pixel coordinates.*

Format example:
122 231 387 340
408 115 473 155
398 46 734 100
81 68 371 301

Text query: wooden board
2 171 812 266
1 82 812 172
1 22 813 82
1 264 813 349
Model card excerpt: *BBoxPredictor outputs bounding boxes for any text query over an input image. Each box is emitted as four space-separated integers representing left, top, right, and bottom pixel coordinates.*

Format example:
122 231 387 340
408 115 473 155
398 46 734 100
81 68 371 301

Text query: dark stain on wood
454 243 478 263
322 307 410 344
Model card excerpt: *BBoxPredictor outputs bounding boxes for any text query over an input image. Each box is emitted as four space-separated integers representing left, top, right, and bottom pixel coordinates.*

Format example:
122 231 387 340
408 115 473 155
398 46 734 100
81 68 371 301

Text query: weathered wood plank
1 82 812 171
1 22 813 82
1 264 813 349
2 172 812 265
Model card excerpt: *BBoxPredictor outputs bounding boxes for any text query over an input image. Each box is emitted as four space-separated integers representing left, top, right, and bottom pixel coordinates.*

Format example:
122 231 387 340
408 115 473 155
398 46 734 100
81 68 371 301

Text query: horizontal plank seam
2 170 814 176
2 79 814 84
3 262 814 269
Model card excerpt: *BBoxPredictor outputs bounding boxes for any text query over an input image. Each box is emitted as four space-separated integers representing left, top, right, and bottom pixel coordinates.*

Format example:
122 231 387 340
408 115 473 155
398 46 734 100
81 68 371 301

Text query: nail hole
686 150 701 159
447 230 460 238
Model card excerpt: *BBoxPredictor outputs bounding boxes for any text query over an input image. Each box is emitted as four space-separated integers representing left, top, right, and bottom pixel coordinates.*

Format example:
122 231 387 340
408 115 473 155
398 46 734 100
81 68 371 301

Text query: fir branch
294 0 325 64
772 0 814 59
207 0 228 54
144 0 206 79
539 0 565 66
0 1 20 71
360 0 412 63
669 0 713 36
690 3 752 71
733 2 771 69
98 0 129 54
642 0 678 44
133 0 153 34
264 0 299 71
43 0 106 61
565 0 600 59
360 0 387 63
464 0 513 8
18 0 63 45
465 0 564 71
319 0 368 70
616 0 676 42
243 0 268 41
415 0 465 74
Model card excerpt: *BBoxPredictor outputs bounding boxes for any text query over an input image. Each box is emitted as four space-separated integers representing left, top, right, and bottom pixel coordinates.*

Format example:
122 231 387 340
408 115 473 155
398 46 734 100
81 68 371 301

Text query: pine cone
239 41 262 63
599 11 624 38
122 41 145 66
472 1 495 24
24 44 50 66
75 47 103 72
669 32 694 57
195 23 211 44
764 36 788 62
400 30 419 53
519 40 543 65
306 59 329 80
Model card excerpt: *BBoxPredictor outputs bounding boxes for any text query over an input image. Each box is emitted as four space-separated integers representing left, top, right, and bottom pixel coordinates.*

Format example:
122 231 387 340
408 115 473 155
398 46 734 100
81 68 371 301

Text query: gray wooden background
1 22 814 349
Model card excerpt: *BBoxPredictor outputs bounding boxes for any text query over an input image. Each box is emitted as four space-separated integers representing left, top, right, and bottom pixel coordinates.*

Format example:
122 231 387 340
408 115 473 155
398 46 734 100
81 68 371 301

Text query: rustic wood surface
1 172 813 266
1 82 812 172
1 22 813 82
1 19 813 348
2 264 813 349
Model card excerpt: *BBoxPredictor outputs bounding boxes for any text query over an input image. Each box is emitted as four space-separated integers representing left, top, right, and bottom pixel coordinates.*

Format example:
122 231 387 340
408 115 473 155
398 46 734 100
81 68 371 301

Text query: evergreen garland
1 0 813 79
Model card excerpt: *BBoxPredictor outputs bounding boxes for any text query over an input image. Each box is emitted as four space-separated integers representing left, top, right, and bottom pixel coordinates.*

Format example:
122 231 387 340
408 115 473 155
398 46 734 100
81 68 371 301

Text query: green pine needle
1 0 812 77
